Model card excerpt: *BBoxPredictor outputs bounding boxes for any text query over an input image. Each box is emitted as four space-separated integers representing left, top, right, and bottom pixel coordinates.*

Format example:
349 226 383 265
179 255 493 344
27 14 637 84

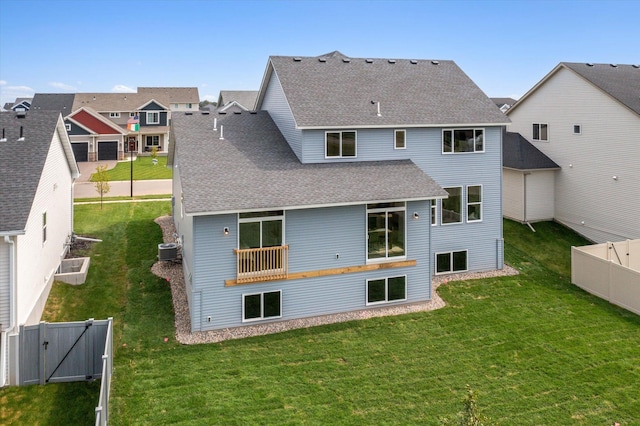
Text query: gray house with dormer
171 51 508 332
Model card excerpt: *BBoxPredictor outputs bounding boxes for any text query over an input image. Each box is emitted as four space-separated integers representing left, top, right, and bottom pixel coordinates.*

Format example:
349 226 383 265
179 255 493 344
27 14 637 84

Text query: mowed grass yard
1 203 639 425
90 155 173 181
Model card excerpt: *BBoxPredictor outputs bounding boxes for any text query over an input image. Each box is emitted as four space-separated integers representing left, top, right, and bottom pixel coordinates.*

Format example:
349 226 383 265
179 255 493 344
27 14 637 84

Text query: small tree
460 385 487 426
93 164 111 208
151 146 158 165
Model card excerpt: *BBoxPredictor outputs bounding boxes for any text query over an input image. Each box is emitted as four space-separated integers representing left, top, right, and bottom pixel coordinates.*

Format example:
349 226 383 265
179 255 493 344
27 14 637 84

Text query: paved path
74 179 172 199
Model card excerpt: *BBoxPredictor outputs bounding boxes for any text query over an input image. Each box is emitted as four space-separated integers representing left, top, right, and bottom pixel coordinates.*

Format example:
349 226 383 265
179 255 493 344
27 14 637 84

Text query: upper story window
129 112 136 118
326 131 356 158
239 211 284 250
442 129 484 153
394 129 406 149
174 103 179 109
467 185 482 222
109 112 121 118
147 112 160 124
367 202 405 261
441 187 462 224
573 124 581 135
65 123 71 131
532 123 548 141
187 103 193 109
42 212 47 243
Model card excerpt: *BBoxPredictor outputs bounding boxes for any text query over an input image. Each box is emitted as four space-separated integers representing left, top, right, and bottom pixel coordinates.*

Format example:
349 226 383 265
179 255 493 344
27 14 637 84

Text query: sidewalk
74 159 172 199
74 179 172 199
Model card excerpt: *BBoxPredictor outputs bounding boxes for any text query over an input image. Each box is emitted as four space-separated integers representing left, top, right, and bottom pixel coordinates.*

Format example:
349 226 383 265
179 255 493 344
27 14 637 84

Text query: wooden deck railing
234 245 289 283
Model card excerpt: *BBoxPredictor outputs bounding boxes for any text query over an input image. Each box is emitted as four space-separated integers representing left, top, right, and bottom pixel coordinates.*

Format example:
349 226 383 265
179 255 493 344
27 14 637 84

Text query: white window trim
325 130 357 159
442 128 485 154
366 202 407 263
146 111 160 124
394 129 406 150
238 211 285 249
146 135 160 146
242 290 282 322
435 250 468 275
441 186 463 225
573 124 582 135
532 123 549 141
466 184 483 223
109 112 121 118
129 112 136 117
65 123 71 131
431 200 437 226
366 275 407 306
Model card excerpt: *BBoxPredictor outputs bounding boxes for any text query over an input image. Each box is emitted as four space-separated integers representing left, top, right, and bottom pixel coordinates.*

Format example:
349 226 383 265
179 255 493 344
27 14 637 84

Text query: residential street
74 160 172 198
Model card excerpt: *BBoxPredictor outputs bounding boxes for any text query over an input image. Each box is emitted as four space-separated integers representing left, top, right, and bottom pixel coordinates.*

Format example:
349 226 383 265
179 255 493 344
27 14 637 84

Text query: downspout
523 172 536 232
2 235 16 387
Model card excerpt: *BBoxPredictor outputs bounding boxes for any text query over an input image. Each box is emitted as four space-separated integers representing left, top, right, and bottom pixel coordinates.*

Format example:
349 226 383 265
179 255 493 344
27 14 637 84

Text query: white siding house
507 63 640 242
0 111 79 386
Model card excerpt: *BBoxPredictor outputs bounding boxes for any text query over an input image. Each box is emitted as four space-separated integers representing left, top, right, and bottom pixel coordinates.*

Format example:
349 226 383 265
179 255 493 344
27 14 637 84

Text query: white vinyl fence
95 317 113 426
572 239 640 315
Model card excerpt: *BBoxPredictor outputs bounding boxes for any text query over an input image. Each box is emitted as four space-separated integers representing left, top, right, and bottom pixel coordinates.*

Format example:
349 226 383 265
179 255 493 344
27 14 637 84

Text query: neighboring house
31 93 75 115
502 130 560 222
3 98 33 112
506 62 640 242
491 97 517 113
65 107 128 162
0 110 79 386
216 90 259 112
170 51 508 332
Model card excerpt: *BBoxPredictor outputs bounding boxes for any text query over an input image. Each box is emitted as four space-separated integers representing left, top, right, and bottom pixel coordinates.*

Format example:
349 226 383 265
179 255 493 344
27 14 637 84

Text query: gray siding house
171 52 509 332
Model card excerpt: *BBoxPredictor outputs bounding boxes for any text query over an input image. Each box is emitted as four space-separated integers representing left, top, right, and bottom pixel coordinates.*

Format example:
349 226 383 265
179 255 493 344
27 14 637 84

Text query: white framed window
366 276 407 305
573 124 582 135
325 131 356 158
129 112 136 118
65 123 71 131
442 129 484 153
441 187 462 224
431 200 437 226
435 250 468 275
109 112 121 118
187 103 193 109
242 290 282 322
174 103 179 109
146 135 160 146
367 202 405 261
466 185 482 222
239 211 284 250
394 129 406 149
532 123 548 141
42 211 47 244
146 112 160 124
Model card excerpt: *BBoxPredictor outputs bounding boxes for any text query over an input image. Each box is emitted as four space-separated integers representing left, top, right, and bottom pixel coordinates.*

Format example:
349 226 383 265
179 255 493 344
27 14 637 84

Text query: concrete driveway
74 160 172 198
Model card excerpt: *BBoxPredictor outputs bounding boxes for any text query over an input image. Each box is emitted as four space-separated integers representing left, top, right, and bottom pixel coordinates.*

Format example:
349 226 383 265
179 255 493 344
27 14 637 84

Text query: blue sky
0 0 638 108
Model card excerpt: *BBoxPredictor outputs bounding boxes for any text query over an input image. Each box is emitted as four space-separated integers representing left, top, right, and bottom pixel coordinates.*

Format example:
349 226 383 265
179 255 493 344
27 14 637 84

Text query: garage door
71 142 88 162
98 141 118 160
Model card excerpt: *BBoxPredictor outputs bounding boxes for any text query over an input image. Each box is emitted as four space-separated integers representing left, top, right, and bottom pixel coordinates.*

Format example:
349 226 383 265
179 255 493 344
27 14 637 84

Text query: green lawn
90 156 173 181
1 211 639 425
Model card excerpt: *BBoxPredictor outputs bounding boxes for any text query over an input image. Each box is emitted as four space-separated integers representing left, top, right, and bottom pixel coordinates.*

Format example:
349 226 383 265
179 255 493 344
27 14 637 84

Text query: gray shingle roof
257 52 509 128
31 93 76 114
217 91 259 110
172 111 447 214
503 130 560 170
0 111 64 233
562 63 640 115
73 87 199 112
491 97 517 107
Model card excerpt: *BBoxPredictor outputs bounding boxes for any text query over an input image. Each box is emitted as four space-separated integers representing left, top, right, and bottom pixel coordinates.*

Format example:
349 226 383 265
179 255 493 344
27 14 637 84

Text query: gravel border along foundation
151 216 519 344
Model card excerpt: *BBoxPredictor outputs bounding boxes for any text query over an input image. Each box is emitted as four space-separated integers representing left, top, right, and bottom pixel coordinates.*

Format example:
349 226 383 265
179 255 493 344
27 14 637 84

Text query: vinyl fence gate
19 318 110 385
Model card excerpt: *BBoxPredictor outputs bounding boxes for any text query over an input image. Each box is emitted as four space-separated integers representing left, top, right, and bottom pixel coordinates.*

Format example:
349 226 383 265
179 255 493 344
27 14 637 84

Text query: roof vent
388 59 396 64
18 126 24 141
586 63 594 67
342 58 351 63
318 58 327 63
610 64 618 67
185 112 193 115
365 59 374 63
293 57 302 62
201 111 210 115
233 111 242 114
0 128 6 142
218 111 227 115
633 64 640 68
92 96 96 100
249 111 257 114
410 60 418 64
431 60 440 65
